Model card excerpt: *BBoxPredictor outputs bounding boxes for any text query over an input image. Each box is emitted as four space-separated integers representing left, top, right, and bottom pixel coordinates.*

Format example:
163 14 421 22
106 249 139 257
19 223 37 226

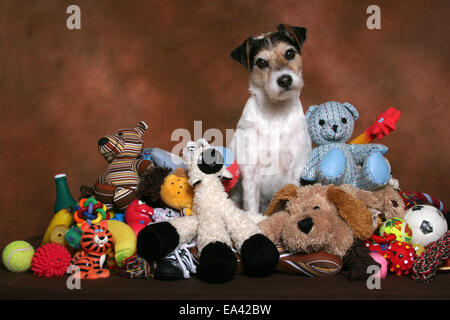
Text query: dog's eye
319 120 325 126
255 58 269 69
313 206 320 210
341 118 347 124
285 49 296 60
391 200 399 208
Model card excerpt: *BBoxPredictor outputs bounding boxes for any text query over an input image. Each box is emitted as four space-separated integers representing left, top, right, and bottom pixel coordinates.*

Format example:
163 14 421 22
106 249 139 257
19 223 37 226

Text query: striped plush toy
95 121 154 211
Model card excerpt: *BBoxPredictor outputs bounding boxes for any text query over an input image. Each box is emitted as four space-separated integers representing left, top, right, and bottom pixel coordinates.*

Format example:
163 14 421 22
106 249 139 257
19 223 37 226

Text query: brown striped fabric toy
95 121 154 211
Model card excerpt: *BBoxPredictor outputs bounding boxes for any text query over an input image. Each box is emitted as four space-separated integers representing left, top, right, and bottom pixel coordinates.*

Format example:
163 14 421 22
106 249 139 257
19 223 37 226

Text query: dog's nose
298 217 314 234
277 74 292 89
332 125 338 132
98 137 109 146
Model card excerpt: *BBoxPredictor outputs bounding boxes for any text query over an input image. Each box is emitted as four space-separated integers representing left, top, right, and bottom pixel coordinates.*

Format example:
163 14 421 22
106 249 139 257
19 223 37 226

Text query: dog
228 24 312 214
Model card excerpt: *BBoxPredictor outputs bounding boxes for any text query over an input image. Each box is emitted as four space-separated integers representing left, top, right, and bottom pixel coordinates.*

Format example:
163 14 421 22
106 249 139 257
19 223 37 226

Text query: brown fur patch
249 42 303 85
327 185 374 241
265 184 298 216
259 184 374 258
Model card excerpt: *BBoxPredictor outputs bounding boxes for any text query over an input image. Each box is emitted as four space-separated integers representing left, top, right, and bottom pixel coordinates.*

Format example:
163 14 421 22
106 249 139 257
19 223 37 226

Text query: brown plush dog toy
338 185 405 231
258 184 378 280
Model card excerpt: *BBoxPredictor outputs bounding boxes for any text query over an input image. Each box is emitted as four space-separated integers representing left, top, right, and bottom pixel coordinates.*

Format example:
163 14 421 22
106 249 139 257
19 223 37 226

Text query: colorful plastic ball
379 217 413 243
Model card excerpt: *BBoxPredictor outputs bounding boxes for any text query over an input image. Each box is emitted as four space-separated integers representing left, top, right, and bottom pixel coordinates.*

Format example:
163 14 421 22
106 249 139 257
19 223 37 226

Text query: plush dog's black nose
332 125 338 132
298 217 314 234
277 75 292 89
98 137 109 146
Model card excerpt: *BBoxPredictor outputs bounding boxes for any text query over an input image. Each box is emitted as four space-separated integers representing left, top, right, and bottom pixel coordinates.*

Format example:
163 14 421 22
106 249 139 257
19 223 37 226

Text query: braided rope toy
73 197 109 227
411 230 450 283
398 190 448 214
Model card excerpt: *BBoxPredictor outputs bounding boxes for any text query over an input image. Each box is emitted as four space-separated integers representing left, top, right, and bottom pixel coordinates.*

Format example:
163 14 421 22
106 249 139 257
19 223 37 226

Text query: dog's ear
135 121 148 136
231 37 252 69
265 184 298 216
327 185 373 240
277 24 307 50
342 102 359 120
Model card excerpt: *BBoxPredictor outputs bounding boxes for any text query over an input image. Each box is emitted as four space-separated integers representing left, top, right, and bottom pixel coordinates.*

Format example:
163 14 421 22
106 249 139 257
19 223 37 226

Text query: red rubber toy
31 243 72 277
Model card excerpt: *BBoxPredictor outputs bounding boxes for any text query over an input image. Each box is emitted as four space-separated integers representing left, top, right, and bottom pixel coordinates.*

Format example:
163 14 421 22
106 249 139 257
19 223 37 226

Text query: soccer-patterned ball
379 217 413 243
404 204 448 247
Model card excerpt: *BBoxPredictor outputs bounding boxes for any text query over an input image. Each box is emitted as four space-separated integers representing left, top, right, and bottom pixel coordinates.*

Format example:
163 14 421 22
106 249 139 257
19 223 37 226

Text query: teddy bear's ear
265 184 298 216
135 121 149 136
305 104 319 121
342 103 359 120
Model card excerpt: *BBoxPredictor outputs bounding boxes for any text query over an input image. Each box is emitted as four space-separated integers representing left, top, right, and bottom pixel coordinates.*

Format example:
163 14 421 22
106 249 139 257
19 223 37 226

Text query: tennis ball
2 240 35 272
379 217 413 243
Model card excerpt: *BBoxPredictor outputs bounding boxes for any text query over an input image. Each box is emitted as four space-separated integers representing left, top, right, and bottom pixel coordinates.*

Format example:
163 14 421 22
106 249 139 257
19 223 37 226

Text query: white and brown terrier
229 24 312 214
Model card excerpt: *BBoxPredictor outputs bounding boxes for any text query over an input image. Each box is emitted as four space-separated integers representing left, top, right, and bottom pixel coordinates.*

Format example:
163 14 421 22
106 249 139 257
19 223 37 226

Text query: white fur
167 140 266 254
229 74 312 214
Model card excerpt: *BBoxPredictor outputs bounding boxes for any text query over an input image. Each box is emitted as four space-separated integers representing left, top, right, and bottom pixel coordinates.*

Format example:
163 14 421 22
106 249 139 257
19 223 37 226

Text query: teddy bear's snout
332 124 338 132
297 217 314 234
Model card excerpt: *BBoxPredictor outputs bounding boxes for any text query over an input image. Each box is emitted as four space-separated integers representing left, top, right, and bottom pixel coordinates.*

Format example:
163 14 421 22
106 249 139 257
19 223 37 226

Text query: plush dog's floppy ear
327 185 373 240
231 37 252 69
265 184 298 216
277 24 307 50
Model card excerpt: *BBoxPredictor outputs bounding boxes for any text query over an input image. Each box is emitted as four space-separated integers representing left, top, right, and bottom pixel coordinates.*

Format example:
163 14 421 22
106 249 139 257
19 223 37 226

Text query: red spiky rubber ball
31 243 72 277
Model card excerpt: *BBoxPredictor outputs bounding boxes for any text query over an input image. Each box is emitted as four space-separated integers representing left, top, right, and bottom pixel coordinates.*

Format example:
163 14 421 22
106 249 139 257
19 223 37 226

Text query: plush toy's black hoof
240 233 279 277
153 260 185 281
198 242 237 284
137 222 180 262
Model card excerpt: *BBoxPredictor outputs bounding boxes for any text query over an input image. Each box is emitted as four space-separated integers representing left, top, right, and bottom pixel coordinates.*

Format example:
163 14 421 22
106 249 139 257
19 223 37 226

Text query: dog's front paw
137 222 180 262
240 234 280 277
198 242 237 283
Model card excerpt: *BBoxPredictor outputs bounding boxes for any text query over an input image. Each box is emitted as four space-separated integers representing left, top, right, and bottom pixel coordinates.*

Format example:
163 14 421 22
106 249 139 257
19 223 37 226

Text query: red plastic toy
351 107 401 144
387 241 416 276
125 199 154 235
365 234 416 276
31 243 72 277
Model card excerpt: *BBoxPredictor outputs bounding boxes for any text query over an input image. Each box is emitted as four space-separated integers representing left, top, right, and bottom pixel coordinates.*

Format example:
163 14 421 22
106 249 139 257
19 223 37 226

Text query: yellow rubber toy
106 220 137 267
41 208 74 245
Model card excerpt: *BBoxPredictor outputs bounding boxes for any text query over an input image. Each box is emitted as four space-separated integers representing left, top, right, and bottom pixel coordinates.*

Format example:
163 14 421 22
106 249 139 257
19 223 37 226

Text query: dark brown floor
1 239 449 300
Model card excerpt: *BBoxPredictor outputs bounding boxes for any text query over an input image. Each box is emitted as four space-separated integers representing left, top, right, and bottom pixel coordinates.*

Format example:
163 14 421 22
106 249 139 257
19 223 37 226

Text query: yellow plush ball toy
379 217 413 243
160 168 194 216
2 241 35 272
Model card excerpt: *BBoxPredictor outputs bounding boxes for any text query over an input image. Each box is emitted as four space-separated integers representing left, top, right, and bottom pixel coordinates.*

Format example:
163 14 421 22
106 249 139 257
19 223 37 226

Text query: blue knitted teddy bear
301 101 391 191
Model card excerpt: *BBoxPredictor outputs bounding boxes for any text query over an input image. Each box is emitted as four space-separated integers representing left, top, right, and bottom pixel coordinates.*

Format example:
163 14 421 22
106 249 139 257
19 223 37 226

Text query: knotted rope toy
73 197 109 227
411 230 450 283
398 190 448 214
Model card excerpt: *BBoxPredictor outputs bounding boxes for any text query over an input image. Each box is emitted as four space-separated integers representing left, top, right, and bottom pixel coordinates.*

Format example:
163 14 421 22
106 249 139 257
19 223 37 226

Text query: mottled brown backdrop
0 0 449 247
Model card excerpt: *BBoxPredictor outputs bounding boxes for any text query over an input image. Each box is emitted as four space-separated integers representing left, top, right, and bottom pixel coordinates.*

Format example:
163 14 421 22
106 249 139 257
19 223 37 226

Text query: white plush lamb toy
137 139 279 283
